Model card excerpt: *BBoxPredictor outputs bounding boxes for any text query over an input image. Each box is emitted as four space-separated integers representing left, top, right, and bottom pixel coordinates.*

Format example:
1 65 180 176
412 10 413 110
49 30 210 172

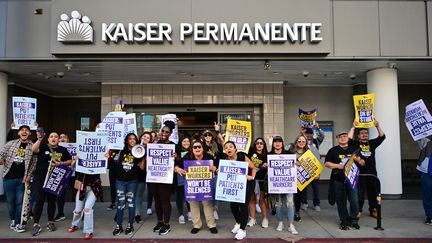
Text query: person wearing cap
0 125 36 233
348 119 385 219
325 130 365 230
300 124 325 212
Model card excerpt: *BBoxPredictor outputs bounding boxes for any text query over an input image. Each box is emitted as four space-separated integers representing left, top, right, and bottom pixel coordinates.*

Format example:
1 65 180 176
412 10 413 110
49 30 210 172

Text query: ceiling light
272 72 280 75
64 63 73 71
264 60 271 70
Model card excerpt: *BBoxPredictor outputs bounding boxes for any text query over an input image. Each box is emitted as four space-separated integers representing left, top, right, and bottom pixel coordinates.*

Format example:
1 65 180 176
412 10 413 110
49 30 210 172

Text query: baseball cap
336 131 348 137
18 125 31 131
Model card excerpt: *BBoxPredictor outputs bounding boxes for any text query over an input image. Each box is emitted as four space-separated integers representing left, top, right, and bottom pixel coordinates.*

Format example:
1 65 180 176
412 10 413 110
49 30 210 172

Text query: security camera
302 71 309 78
349 74 356 80
56 72 64 78
388 62 397 69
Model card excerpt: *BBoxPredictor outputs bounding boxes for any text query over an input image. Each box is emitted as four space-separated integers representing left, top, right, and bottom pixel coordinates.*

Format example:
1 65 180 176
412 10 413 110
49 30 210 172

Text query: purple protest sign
43 164 73 196
184 160 214 202
344 155 360 190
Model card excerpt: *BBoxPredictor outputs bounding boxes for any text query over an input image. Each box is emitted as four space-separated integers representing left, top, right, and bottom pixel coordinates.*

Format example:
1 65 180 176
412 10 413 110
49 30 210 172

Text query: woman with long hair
224 141 256 240
112 133 144 236
175 139 218 234
247 137 269 228
176 136 192 223
268 136 298 235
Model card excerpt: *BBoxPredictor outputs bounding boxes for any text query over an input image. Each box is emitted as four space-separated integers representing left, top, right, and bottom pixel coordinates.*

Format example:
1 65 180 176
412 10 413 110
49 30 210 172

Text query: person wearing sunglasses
269 136 298 235
247 138 269 228
149 120 180 236
174 139 218 234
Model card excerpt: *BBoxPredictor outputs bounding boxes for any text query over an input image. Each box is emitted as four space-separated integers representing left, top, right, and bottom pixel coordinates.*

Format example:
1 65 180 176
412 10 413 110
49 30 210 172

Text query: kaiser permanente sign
51 0 331 54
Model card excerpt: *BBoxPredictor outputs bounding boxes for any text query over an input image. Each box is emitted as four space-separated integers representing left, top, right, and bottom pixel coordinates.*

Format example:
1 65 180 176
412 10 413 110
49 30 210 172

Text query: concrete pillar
367 68 402 197
0 72 7 195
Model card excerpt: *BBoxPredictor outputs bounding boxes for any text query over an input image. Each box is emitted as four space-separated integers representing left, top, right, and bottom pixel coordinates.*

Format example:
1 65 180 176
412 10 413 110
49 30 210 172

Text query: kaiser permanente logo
57 10 322 44
57 10 93 43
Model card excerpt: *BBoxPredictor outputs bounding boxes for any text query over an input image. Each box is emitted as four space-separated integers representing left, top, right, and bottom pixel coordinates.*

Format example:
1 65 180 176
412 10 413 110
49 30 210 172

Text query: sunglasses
193 145 202 149
161 130 170 134
204 134 212 137
255 142 264 145
297 140 307 143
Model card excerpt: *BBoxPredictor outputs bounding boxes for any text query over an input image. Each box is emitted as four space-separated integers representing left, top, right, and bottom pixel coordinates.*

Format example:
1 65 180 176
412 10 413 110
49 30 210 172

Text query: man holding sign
325 131 365 231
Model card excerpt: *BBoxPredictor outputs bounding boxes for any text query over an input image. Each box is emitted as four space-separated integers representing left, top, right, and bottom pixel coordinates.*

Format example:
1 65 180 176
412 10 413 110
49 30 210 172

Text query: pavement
0 199 431 243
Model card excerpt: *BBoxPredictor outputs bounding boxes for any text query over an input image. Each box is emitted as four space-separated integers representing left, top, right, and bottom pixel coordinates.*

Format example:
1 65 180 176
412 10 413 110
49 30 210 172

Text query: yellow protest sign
353 93 375 128
296 150 323 191
224 119 252 153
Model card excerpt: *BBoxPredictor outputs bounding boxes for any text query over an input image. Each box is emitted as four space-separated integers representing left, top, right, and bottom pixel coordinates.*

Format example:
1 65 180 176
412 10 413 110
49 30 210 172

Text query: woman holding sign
268 136 298 235
247 138 269 228
149 120 180 236
223 141 256 241
175 139 218 234
31 131 72 236
112 133 144 236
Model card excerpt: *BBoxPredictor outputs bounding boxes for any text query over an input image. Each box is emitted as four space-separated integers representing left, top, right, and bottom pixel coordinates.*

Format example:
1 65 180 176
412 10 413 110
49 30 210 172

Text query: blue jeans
71 186 97 234
3 179 25 225
421 173 432 220
334 180 359 225
115 180 138 226
301 180 320 206
135 181 146 216
275 193 295 222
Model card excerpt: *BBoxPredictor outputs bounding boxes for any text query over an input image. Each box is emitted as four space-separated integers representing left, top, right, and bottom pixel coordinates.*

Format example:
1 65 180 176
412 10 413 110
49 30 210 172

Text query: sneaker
179 215 186 224
84 233 93 239
107 203 116 211
10 220 15 229
350 223 360 230
135 215 142 224
158 224 171 235
288 224 298 235
147 208 153 215
46 222 56 232
247 217 256 227
294 214 301 222
125 224 134 235
187 211 192 221
234 228 246 240
231 223 241 234
301 203 308 211
370 208 378 219
68 225 78 233
314 205 321 212
113 225 123 236
14 224 26 233
425 218 432 225
256 204 262 213
191 228 200 234
209 227 218 234
276 221 283 232
32 224 42 236
339 223 349 231
261 218 269 228
213 210 219 220
153 222 164 233
54 214 66 222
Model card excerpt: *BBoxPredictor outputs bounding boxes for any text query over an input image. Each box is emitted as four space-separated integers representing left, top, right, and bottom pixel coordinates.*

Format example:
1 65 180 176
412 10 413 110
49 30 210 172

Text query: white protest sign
76 131 108 174
405 99 432 141
12 97 37 130
268 154 297 194
124 113 137 136
146 143 175 184
96 112 126 150
215 159 248 203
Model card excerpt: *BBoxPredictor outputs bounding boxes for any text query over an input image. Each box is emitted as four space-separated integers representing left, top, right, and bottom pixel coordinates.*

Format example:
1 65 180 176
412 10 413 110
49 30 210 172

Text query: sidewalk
0 199 431 242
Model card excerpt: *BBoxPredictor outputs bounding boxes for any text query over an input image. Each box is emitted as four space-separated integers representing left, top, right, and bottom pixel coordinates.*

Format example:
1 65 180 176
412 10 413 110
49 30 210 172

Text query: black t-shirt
115 148 141 182
248 150 267 180
349 135 385 175
5 142 27 179
325 145 358 181
108 149 121 170
204 142 223 165
34 144 72 183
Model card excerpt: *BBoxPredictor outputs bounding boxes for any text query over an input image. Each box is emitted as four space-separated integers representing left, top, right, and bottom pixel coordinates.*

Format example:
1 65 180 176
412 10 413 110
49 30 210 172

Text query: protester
223 141 256 240
106 148 121 211
301 125 325 211
135 132 153 223
202 129 223 220
149 120 179 235
67 170 103 239
269 136 298 235
31 131 72 236
348 119 385 218
0 125 36 233
175 139 218 234
176 136 192 223
54 133 73 222
416 136 432 225
112 133 144 236
247 137 269 228
325 131 365 230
